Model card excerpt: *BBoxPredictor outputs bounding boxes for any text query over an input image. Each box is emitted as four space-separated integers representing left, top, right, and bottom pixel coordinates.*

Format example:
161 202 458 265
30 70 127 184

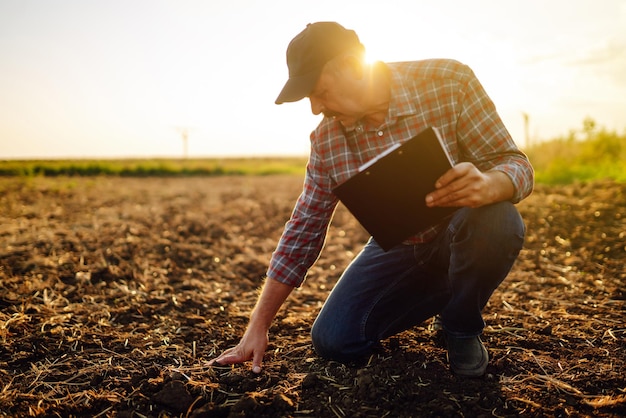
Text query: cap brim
275 71 320 104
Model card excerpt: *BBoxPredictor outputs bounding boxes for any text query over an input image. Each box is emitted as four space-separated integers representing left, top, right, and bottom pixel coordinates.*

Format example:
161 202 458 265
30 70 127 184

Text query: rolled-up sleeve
456 66 534 203
266 151 339 287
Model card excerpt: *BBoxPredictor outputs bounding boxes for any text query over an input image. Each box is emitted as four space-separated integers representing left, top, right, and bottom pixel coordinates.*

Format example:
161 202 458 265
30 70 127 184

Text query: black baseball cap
275 22 362 104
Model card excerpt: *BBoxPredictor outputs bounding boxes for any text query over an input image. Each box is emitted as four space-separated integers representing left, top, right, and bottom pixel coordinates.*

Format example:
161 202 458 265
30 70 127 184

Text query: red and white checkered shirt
267 59 534 287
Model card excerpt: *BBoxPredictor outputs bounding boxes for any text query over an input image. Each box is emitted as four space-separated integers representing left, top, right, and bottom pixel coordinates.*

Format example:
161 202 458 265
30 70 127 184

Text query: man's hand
425 162 514 208
208 277 294 374
208 326 268 374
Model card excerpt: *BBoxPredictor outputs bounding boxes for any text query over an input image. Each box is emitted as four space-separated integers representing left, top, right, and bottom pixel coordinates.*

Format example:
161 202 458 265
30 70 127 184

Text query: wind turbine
174 126 194 159
522 112 530 148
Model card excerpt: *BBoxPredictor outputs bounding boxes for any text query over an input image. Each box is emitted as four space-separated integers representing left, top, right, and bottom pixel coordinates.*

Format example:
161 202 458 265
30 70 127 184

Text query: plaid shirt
267 59 534 287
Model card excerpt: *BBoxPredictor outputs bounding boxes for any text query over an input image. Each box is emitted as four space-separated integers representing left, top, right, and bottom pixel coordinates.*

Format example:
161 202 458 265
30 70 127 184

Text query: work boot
446 335 489 377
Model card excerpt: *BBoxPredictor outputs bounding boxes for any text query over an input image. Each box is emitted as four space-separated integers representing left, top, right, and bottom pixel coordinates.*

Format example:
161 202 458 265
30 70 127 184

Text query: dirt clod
152 381 194 412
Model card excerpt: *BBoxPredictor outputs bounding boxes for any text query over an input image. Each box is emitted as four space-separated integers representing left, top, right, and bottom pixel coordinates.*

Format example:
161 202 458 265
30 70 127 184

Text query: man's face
308 61 365 129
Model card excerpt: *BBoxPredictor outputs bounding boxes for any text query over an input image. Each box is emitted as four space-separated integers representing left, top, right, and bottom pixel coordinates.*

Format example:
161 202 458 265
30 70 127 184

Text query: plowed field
1 176 624 417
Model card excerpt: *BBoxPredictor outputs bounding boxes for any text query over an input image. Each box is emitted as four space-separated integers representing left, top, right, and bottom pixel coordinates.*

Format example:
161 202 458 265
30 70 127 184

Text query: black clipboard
332 127 458 251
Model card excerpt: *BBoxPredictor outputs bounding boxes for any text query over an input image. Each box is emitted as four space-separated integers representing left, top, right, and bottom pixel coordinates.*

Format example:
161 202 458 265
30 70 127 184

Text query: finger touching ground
209 348 247 366
251 350 264 373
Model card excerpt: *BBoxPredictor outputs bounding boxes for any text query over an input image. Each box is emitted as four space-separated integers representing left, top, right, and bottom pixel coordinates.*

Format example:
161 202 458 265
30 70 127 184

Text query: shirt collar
386 62 418 122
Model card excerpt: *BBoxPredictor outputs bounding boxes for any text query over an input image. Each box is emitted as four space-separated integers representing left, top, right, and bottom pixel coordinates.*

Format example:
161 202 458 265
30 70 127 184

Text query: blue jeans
311 201 525 362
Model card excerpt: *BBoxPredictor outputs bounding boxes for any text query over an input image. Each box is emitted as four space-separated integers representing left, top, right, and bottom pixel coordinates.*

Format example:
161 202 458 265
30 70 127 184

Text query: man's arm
448 63 534 204
210 148 337 373
209 277 294 373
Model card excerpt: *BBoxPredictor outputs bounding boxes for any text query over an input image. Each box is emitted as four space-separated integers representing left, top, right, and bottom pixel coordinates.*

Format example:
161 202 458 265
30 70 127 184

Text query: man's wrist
247 276 294 331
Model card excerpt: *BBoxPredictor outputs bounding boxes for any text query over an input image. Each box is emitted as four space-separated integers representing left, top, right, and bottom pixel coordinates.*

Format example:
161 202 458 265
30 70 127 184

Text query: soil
0 175 624 418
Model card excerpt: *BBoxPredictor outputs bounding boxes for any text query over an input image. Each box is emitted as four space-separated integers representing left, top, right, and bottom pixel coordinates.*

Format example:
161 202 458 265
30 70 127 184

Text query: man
210 22 534 377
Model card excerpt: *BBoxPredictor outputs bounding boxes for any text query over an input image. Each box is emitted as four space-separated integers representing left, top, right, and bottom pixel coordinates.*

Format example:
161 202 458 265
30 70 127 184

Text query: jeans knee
311 319 344 359
310 317 372 362
311 321 338 359
448 202 525 273
466 202 524 246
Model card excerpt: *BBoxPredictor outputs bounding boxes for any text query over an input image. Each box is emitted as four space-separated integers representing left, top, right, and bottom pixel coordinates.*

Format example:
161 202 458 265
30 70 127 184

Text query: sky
1 0 625 159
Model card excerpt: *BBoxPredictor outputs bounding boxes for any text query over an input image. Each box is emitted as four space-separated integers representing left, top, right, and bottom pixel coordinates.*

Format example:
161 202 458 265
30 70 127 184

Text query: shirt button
377 130 384 137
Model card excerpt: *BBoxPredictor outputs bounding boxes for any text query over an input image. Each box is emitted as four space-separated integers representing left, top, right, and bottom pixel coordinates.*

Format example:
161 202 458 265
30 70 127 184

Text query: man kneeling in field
210 22 534 377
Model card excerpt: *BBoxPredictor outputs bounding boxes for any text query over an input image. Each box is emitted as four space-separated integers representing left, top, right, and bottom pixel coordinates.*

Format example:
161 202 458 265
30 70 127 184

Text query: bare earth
0 175 624 417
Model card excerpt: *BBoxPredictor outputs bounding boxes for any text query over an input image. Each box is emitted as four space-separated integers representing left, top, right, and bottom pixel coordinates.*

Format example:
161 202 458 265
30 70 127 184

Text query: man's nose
309 96 324 116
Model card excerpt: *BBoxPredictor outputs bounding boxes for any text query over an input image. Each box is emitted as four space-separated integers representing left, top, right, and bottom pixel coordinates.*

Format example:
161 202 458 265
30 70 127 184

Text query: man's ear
342 54 365 80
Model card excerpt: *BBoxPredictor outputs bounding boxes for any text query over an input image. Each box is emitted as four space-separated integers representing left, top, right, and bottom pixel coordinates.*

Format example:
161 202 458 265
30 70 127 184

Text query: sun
356 24 428 64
